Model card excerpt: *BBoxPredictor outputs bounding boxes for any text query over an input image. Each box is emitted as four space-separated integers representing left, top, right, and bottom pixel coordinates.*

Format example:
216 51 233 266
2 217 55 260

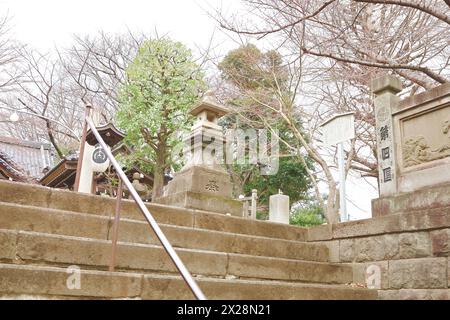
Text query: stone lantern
155 95 242 216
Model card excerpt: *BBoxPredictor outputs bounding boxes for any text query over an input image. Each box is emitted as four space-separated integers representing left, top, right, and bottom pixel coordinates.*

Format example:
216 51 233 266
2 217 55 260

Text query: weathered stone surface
399 207 450 231
0 179 313 242
339 233 432 263
0 180 51 208
388 258 447 289
307 224 332 241
14 231 228 277
430 229 449 256
227 254 352 284
9 230 337 282
193 210 308 242
339 239 354 263
162 166 234 199
0 264 142 298
0 202 108 239
398 232 431 259
333 214 400 239
140 276 377 300
352 261 389 290
354 234 399 262
157 190 243 216
0 263 377 300
0 202 320 261
397 82 450 112
370 74 402 95
0 229 17 261
372 182 450 217
325 240 340 263
448 257 450 287
227 234 328 262
339 235 397 262
378 289 450 300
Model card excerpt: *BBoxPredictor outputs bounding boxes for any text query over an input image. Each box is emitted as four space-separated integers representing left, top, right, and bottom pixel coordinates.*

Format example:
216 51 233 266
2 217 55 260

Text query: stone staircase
0 180 377 299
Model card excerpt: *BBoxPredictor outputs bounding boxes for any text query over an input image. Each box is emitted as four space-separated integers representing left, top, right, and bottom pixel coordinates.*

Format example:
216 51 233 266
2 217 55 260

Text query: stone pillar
269 191 290 224
155 97 243 216
370 75 402 197
77 143 95 194
250 189 257 220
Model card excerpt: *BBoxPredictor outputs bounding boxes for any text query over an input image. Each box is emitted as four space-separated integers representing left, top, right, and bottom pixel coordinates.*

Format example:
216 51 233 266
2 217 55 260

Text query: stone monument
269 190 290 224
370 75 450 216
155 96 243 216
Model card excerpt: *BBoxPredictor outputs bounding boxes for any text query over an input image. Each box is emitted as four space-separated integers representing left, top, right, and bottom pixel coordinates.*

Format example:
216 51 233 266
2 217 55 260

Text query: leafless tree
214 0 450 222
59 31 149 120
3 48 83 157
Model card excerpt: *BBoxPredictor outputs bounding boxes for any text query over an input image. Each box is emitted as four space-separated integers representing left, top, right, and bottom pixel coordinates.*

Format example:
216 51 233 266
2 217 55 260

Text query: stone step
0 264 378 300
0 202 329 262
0 229 352 284
0 180 308 242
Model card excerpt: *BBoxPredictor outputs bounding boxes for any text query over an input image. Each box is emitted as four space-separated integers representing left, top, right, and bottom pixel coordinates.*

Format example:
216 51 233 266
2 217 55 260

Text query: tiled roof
0 136 55 179
0 151 30 182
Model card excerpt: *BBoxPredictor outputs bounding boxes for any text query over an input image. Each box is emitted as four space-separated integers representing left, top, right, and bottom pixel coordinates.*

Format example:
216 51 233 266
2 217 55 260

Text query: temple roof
0 151 33 182
0 136 54 179
86 122 125 147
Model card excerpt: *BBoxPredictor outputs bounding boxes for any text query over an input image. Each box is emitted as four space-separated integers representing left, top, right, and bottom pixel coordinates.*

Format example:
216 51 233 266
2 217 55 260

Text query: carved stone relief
403 119 450 167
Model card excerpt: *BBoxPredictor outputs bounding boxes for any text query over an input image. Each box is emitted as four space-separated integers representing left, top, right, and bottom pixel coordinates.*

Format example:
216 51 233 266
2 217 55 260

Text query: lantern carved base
154 165 243 216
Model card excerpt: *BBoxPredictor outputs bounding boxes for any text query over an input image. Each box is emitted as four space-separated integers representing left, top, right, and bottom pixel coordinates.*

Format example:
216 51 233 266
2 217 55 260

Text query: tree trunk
326 181 340 224
152 142 167 200
46 120 64 158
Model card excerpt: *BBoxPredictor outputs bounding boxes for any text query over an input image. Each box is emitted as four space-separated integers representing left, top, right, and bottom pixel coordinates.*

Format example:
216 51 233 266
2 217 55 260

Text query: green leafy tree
290 200 325 227
219 44 313 212
117 38 205 198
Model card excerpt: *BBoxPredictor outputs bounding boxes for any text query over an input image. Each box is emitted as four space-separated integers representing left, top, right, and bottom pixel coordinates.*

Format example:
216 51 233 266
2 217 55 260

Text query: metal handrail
85 116 206 300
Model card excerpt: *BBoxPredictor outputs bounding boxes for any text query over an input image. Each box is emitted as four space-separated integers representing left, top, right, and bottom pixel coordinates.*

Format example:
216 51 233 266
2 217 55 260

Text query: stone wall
307 190 450 299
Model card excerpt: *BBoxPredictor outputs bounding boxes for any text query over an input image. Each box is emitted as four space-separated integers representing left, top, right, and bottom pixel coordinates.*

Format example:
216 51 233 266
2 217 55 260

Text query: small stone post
269 190 290 224
250 189 257 220
370 75 402 196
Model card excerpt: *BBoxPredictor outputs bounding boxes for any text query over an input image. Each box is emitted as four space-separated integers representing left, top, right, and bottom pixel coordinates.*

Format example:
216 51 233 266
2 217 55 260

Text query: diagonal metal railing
85 115 206 300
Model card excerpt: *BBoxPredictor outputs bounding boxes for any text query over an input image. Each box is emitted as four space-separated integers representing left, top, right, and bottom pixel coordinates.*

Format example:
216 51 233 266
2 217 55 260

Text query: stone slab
338 232 431 263
13 231 228 277
0 197 309 243
227 254 352 284
162 165 234 198
0 202 321 261
141 276 378 300
0 230 17 261
2 230 338 283
352 261 389 290
156 191 243 216
307 224 332 241
0 264 142 298
372 182 450 217
0 263 377 300
193 210 308 242
333 214 400 239
329 207 449 240
430 229 449 257
378 289 450 300
388 258 447 289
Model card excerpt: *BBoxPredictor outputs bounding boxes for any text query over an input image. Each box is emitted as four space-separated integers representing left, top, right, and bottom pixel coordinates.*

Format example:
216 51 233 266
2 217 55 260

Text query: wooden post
74 105 92 192
109 178 123 272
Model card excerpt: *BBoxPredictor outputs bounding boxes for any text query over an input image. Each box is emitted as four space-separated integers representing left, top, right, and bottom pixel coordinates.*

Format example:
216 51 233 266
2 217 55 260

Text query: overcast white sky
2 0 240 53
1 0 378 219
